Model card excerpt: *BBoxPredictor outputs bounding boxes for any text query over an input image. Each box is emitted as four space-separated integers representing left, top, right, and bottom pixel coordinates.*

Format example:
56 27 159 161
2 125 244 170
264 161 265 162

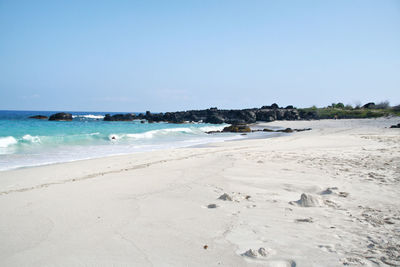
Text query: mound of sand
290 193 324 207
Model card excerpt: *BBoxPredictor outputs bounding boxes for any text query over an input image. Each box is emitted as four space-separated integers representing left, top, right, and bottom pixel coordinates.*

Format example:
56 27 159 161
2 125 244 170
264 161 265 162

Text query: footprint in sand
318 244 336 253
340 257 366 266
241 249 296 267
241 247 274 258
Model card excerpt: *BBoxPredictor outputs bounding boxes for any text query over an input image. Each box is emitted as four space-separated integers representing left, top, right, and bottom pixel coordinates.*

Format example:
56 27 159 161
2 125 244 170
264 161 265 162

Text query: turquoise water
0 110 245 171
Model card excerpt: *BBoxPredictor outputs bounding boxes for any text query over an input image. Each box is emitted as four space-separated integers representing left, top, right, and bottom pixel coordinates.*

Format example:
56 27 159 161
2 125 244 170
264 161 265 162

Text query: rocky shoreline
206 125 312 134
104 104 302 124
28 104 399 132
29 104 303 123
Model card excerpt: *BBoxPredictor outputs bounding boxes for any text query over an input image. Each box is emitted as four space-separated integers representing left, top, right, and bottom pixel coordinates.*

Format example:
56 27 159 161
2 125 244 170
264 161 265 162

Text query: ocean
0 110 261 171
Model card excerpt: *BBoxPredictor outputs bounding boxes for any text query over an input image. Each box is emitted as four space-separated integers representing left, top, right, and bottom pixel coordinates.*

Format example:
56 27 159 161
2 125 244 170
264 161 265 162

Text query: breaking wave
22 134 41 143
0 136 18 148
108 127 196 141
72 114 105 120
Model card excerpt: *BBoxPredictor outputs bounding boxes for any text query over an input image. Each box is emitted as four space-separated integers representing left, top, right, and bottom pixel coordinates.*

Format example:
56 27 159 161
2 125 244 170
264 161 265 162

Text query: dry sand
0 118 399 266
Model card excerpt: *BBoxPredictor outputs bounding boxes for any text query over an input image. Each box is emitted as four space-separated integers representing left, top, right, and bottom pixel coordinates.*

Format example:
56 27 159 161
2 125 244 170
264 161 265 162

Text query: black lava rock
48 113 73 121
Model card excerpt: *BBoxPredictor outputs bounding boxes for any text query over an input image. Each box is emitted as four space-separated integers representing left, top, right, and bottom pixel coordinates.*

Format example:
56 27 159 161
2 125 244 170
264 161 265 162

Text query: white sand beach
0 118 399 267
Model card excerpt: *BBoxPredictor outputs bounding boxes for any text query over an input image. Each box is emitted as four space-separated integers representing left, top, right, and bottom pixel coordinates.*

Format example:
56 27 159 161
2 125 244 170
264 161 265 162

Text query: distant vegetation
298 101 400 120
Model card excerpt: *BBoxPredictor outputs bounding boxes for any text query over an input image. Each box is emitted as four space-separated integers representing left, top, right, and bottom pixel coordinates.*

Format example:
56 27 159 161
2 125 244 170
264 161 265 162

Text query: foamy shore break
0 118 399 266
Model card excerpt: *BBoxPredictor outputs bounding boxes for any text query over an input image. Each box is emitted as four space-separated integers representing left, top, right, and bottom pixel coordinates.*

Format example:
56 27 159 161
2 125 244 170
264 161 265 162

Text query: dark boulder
49 112 73 121
29 115 48 120
276 110 286 120
277 128 294 133
284 110 301 120
104 113 135 121
390 123 400 128
225 119 246 124
263 128 274 132
261 103 279 109
294 128 312 132
270 103 279 109
298 109 318 120
256 110 276 122
204 115 225 124
147 112 166 122
222 124 251 133
362 102 375 109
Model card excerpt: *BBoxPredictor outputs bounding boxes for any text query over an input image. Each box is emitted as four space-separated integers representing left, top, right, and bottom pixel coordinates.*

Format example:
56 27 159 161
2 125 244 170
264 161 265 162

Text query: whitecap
72 114 105 119
127 128 194 139
198 125 227 132
108 128 195 141
0 136 18 148
22 134 41 143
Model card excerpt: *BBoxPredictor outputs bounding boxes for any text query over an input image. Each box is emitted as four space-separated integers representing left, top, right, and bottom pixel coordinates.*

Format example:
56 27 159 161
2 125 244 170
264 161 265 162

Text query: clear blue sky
0 0 399 112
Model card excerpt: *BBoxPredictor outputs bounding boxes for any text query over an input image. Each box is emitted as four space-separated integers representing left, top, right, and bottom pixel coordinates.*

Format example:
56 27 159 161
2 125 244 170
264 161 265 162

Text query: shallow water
0 110 274 171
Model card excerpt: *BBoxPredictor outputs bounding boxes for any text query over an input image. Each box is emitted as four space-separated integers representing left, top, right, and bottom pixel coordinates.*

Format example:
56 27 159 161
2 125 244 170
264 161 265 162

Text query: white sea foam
22 134 41 143
198 125 227 132
72 114 105 119
109 128 195 141
0 136 18 148
87 132 100 136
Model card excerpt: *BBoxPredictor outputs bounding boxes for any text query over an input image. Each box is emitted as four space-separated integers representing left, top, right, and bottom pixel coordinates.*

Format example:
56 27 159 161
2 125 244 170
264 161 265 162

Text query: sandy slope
0 118 399 267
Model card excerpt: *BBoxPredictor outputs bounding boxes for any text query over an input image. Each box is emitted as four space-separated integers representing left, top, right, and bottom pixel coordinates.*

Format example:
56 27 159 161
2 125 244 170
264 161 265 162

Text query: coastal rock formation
390 123 400 128
126 104 301 124
29 115 48 120
362 102 376 109
104 113 136 121
102 104 365 124
222 125 251 133
48 113 73 121
276 128 294 133
206 127 311 134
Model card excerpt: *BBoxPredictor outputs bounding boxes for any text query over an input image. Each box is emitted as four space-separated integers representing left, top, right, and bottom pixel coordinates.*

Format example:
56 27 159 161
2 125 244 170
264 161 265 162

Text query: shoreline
0 123 285 172
0 117 399 266
0 117 398 190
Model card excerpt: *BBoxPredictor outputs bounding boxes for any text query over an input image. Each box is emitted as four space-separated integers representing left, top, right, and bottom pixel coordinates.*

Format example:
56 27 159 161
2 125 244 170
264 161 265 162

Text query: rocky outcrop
29 115 48 120
127 104 301 124
207 127 311 134
48 113 73 121
390 123 400 128
222 124 251 133
362 102 375 109
298 109 319 120
100 104 310 124
104 114 136 121
276 128 294 133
